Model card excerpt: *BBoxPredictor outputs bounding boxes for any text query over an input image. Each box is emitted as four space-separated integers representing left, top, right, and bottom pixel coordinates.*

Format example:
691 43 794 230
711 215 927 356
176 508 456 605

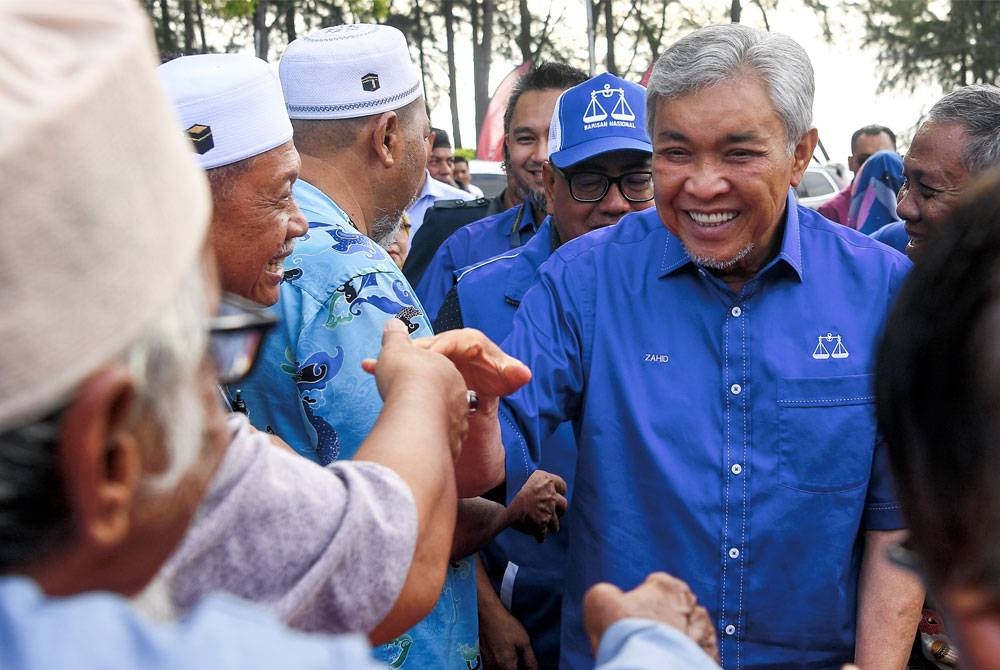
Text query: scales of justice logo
582 84 636 129
812 333 850 360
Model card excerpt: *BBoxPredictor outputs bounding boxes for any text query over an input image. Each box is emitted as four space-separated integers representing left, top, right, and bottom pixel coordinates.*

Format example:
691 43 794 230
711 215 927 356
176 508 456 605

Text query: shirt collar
293 178 350 223
506 216 556 304
658 188 804 282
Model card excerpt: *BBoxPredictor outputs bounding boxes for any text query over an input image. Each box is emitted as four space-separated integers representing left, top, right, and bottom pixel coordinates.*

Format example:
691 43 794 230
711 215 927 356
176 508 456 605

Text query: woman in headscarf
848 149 905 234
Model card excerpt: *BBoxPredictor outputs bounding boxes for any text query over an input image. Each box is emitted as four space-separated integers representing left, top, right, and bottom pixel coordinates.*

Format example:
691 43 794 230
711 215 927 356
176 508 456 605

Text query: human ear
57 365 143 551
789 128 819 187
371 111 400 168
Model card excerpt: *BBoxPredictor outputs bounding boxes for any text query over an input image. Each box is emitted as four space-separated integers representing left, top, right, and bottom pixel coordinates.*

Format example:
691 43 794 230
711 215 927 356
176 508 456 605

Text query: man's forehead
511 88 563 126
906 122 970 181
854 132 895 153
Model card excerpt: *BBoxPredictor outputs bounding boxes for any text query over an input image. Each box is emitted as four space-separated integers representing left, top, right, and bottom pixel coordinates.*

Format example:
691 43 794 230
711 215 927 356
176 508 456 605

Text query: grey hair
926 84 1000 175
646 24 814 153
206 154 259 202
0 268 207 570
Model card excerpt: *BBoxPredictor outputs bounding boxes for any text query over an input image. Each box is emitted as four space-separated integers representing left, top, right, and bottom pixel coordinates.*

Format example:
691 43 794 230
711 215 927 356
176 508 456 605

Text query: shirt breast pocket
777 374 876 493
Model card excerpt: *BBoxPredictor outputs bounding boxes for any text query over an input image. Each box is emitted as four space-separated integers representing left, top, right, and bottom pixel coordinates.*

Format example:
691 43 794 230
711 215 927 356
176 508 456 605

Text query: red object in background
639 62 654 87
476 61 532 161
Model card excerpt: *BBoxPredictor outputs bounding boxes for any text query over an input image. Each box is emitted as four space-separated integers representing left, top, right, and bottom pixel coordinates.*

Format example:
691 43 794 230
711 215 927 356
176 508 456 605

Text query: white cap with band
0 0 210 430
159 53 293 170
280 24 423 120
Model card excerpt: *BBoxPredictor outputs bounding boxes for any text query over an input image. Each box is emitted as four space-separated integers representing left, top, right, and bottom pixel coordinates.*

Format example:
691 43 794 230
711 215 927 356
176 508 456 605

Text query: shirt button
731 306 742 317
724 624 736 636
731 463 743 475
728 547 740 559
730 383 742 395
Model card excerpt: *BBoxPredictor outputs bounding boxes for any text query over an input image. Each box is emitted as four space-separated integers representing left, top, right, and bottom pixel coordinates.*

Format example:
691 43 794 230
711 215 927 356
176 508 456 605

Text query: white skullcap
0 0 210 430
159 54 293 170
280 24 423 120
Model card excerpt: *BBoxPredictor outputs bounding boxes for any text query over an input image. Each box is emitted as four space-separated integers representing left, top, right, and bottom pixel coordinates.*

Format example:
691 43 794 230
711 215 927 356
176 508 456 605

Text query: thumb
381 317 410 345
362 318 411 374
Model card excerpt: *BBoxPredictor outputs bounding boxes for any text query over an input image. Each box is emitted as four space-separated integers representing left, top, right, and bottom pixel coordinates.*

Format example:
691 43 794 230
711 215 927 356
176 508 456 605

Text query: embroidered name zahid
643 353 670 363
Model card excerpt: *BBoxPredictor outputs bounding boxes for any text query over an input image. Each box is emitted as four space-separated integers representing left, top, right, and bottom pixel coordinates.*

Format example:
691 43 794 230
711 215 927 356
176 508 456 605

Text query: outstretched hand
583 572 719 662
411 327 531 398
506 469 568 543
362 319 469 457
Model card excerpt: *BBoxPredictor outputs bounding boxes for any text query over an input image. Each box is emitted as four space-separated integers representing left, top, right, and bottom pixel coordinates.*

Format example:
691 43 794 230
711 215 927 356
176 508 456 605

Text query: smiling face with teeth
208 140 308 306
651 73 816 291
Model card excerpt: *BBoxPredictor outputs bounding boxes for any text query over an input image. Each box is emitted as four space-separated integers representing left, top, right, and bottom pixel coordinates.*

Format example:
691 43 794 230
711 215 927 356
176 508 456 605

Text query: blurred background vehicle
468 159 506 199
796 164 843 209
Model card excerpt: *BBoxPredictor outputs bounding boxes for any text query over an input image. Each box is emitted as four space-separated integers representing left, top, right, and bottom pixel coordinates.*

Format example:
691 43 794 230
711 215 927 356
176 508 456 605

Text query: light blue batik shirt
236 178 479 669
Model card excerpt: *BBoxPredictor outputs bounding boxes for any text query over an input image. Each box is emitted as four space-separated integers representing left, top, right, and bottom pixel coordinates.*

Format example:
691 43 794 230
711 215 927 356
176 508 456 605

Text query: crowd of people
3 1 1000 669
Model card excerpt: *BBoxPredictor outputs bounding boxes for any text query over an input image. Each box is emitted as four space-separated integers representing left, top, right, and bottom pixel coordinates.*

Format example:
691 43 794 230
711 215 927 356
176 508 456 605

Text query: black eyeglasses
208 293 277 384
552 165 654 203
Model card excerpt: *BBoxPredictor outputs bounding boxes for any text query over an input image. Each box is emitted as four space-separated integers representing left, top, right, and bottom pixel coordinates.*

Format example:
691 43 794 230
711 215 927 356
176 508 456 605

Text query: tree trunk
195 0 207 52
472 0 494 136
730 0 741 23
442 0 463 147
181 0 195 53
158 0 177 54
517 0 532 62
254 0 271 60
412 3 430 119
603 0 617 75
283 0 297 44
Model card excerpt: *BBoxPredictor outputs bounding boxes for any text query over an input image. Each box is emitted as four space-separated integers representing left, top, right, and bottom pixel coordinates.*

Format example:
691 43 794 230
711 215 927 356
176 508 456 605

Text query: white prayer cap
0 0 210 430
159 54 293 170
280 24 423 120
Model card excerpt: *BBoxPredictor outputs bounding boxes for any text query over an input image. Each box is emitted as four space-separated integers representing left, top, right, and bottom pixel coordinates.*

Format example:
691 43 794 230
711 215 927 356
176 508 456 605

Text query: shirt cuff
863 501 904 530
595 618 720 669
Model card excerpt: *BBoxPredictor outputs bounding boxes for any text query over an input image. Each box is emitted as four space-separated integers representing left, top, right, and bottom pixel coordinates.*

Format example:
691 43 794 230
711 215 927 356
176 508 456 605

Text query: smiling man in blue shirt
496 24 924 670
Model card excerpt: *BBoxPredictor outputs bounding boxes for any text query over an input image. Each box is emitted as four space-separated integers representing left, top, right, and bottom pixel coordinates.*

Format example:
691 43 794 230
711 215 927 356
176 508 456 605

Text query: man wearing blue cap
434 73 653 670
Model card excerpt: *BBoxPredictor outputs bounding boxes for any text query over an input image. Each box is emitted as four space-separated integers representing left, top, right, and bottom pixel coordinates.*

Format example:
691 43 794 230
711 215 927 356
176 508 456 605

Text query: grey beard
372 213 403 249
687 242 755 272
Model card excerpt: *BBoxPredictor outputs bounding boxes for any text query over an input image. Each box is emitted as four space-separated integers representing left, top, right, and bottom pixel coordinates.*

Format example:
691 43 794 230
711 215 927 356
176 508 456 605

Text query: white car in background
468 159 506 199
796 164 843 210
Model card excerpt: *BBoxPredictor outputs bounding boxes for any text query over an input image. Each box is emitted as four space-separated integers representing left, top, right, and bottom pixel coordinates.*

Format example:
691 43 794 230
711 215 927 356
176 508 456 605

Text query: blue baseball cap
547 72 651 169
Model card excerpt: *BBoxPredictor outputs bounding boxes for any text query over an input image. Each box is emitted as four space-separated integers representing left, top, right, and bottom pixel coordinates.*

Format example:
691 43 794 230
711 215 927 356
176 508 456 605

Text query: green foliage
859 0 1000 92
214 0 255 19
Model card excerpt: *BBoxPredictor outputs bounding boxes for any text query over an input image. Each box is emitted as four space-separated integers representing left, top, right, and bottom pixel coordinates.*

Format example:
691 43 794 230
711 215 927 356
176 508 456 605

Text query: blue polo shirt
416 202 537 323
455 218 575 668
500 190 911 669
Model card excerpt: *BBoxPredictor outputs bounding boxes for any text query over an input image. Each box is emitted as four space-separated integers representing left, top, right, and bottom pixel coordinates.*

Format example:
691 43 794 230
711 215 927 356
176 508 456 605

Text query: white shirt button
731 463 743 475
730 383 742 395
729 547 740 559
725 624 736 636
731 306 742 317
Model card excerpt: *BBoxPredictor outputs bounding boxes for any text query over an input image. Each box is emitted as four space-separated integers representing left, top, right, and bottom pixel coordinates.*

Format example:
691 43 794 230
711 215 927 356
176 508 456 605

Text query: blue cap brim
550 137 653 169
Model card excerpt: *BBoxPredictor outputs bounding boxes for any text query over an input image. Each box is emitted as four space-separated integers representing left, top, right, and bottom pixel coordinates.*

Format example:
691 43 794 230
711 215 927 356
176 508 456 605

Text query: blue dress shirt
416 202 537 323
455 217 576 667
499 191 911 669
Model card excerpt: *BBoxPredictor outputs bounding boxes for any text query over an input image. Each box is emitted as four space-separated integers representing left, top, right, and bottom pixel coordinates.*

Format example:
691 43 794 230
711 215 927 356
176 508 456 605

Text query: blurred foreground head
877 169 1000 668
0 0 227 596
